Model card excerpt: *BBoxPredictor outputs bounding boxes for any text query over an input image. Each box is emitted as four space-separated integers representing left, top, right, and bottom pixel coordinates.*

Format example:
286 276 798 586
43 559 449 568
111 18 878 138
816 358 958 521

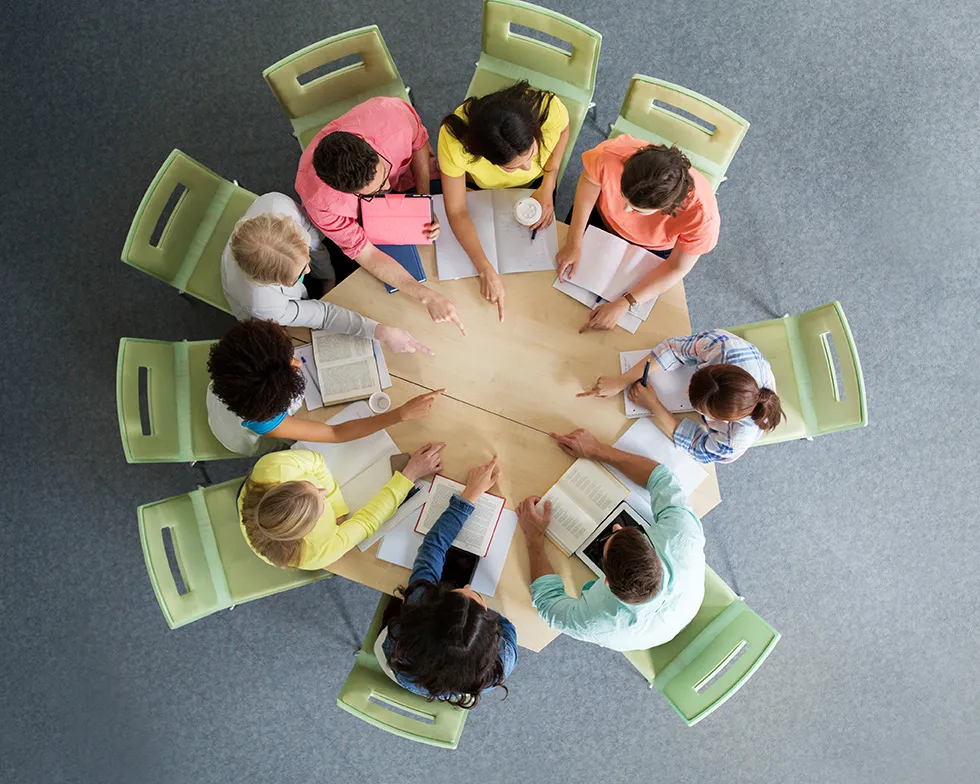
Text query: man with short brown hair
518 428 706 651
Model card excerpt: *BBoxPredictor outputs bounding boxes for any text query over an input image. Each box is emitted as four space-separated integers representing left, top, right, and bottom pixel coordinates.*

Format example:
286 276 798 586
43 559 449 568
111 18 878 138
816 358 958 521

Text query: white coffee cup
514 197 542 227
368 391 391 414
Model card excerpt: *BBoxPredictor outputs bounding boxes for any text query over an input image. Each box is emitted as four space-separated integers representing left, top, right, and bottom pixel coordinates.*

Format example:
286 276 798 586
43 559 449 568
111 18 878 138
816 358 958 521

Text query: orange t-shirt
581 135 720 254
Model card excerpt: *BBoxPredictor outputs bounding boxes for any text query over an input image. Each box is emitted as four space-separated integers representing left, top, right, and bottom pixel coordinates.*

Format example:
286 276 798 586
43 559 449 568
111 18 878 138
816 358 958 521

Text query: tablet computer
441 546 479 589
576 501 650 579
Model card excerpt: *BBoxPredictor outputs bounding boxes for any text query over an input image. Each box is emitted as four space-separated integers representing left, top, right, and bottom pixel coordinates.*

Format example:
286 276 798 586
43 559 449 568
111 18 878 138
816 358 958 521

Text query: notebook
431 189 558 280
414 474 506 557
310 330 382 406
536 459 630 556
552 277 644 334
620 350 697 417
555 225 666 323
360 194 432 246
294 340 390 411
377 244 426 294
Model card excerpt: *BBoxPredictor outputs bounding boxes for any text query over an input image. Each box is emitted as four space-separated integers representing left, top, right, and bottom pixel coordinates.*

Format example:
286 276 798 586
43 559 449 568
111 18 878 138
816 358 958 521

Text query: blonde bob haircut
240 479 322 568
230 213 309 286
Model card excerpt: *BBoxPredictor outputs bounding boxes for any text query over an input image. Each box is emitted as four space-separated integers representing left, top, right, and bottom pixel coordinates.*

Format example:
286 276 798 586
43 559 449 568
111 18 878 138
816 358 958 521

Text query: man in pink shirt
295 97 464 333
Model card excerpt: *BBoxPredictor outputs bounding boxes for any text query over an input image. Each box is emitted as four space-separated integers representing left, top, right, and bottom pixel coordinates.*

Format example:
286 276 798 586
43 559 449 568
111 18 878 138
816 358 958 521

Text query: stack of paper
294 340 391 411
604 418 707 522
552 225 666 333
619 350 697 417
431 190 557 280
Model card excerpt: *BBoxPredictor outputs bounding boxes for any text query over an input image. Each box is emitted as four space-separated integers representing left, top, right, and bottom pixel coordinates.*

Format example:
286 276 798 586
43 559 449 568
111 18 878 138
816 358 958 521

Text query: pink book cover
361 194 433 245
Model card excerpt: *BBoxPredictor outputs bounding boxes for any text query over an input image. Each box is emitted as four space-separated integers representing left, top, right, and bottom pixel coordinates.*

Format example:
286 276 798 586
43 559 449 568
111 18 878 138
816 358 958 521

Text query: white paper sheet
295 341 390 411
432 191 498 279
490 189 558 274
358 480 431 552
603 418 707 522
375 505 519 597
619 350 697 417
570 226 665 316
552 278 643 334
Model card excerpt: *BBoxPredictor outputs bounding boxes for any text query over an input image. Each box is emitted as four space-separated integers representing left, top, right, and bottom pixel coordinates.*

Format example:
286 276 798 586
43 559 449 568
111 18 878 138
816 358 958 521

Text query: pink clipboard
360 194 433 245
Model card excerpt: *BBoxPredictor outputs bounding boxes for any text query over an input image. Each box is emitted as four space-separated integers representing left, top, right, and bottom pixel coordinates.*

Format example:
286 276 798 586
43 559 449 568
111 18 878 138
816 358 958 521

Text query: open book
311 330 381 406
556 225 666 322
431 189 558 280
620 349 697 417
414 474 505 557
537 459 630 556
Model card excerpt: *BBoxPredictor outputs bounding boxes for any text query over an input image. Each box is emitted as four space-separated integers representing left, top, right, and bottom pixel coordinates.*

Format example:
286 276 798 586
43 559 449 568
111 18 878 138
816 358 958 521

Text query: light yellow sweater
239 449 414 570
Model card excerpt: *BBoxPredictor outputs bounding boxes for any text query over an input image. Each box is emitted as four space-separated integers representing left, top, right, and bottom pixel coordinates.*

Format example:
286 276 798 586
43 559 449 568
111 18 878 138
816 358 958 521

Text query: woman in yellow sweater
239 443 445 570
438 81 569 323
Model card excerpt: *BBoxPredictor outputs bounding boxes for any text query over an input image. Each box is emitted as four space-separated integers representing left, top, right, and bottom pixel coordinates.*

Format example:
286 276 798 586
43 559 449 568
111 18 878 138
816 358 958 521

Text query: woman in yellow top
239 442 445 571
438 81 570 322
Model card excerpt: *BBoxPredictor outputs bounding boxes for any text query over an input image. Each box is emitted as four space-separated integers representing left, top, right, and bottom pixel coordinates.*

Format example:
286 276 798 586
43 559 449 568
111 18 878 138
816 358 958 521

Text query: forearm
629 251 700 303
565 174 601 245
409 147 431 194
525 537 556 582
648 404 682 440
620 354 660 385
279 299 378 336
411 496 474 583
269 409 399 443
594 443 659 488
356 245 434 305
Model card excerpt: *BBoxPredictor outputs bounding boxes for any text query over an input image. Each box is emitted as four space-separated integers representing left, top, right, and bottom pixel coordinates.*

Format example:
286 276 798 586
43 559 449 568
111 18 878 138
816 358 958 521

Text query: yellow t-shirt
238 449 414 571
438 95 569 189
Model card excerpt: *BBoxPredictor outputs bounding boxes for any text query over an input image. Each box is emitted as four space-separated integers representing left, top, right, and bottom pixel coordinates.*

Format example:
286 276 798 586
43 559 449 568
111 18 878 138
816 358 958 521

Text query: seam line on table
392 374 553 437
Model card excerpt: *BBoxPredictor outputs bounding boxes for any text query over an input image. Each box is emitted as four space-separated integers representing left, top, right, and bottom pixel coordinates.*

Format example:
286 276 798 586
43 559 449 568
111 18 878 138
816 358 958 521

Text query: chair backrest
336 594 468 748
611 75 749 191
263 26 403 122
116 338 237 463
139 478 328 629
794 302 867 434
622 566 779 726
479 0 601 102
121 149 257 312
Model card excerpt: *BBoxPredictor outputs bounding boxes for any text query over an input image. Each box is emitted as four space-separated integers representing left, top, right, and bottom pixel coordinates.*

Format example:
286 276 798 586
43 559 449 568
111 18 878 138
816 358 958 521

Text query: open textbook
620 349 697 417
295 340 390 411
554 225 667 323
310 330 382 406
414 474 506 557
431 189 558 280
537 459 630 556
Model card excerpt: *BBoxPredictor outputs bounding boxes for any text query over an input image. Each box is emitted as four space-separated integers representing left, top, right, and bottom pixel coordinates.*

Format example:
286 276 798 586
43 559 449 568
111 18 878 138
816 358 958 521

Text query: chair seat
293 82 411 152
728 322 808 443
466 66 588 183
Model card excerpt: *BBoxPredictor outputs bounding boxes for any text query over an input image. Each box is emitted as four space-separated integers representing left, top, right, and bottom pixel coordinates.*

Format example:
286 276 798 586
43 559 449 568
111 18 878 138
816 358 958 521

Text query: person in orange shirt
555 135 720 332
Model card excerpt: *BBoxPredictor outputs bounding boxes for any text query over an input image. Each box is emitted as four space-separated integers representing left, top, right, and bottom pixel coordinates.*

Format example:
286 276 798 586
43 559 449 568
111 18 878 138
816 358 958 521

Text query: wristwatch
623 291 639 312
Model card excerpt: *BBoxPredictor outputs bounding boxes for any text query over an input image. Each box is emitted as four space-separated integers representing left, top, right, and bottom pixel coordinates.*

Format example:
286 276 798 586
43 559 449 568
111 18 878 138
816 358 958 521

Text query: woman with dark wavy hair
438 81 570 323
375 456 518 708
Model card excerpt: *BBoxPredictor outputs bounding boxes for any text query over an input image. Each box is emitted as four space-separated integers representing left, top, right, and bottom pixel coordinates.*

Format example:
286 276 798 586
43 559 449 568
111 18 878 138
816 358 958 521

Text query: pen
300 355 322 398
530 228 537 241
641 358 652 387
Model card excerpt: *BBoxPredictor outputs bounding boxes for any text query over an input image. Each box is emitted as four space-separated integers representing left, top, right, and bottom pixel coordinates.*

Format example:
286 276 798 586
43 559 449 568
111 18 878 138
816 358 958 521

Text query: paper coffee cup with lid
514 197 542 227
368 391 391 414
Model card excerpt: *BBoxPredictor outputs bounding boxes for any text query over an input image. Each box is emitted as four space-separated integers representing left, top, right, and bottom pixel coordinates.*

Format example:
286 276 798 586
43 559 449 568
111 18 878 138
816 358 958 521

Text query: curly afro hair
207 319 305 422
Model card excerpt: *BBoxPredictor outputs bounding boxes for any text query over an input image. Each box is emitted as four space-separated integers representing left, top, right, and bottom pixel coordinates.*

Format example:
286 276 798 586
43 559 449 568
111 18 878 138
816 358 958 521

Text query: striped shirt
651 329 776 464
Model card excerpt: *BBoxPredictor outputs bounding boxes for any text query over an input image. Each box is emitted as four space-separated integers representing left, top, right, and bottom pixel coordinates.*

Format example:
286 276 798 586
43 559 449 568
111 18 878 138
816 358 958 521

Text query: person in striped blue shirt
580 329 784 464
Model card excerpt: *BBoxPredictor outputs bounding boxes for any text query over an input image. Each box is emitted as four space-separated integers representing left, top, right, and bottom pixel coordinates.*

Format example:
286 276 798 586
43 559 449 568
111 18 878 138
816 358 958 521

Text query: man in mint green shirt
518 428 706 652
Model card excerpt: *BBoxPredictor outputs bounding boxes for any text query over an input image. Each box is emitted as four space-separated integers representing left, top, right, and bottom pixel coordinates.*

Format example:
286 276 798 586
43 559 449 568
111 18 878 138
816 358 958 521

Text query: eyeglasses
357 152 393 202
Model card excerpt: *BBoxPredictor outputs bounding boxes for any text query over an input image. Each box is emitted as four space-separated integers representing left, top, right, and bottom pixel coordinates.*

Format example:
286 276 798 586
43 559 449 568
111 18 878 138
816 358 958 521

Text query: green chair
139 477 329 629
336 594 468 749
121 149 257 312
263 26 410 152
465 0 602 184
609 75 749 191
623 566 780 726
728 301 868 445
117 337 237 463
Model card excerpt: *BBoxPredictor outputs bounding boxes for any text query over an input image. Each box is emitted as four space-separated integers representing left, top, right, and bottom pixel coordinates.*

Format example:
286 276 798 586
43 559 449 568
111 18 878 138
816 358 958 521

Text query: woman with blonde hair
240 443 445 570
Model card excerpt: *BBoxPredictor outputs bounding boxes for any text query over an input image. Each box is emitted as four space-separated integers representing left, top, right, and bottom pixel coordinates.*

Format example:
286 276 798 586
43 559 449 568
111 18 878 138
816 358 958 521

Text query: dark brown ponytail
689 364 784 432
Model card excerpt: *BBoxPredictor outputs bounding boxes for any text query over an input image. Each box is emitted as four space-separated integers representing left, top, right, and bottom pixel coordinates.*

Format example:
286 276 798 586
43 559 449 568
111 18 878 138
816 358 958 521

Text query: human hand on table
460 455 501 503
577 373 629 399
555 239 581 281
579 298 630 333
423 215 440 242
517 496 551 545
426 292 466 335
529 185 555 230
395 388 445 423
375 325 433 355
627 380 663 412
549 428 606 461
401 442 446 482
479 269 506 322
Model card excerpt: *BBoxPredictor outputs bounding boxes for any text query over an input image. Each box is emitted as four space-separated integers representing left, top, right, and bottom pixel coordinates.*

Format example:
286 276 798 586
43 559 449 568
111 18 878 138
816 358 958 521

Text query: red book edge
412 473 504 558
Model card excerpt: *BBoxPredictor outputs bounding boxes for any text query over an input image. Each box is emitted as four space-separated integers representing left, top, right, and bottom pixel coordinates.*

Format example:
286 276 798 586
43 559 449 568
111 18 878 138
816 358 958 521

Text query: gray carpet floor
2 1 979 782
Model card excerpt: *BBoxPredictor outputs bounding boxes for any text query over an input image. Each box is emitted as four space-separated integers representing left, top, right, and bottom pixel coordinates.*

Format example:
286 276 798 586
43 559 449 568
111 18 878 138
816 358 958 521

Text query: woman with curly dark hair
205 319 441 455
375 456 518 708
